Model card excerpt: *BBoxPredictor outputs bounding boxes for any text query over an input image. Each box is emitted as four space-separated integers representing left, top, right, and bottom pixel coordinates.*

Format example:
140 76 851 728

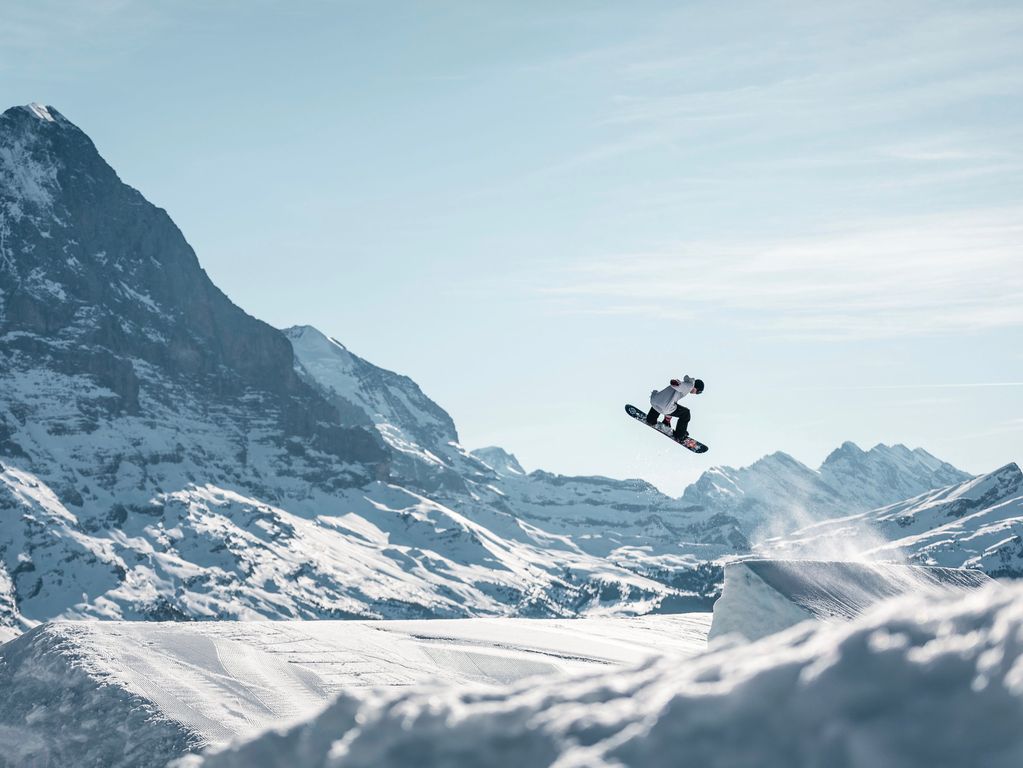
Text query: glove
670 379 681 387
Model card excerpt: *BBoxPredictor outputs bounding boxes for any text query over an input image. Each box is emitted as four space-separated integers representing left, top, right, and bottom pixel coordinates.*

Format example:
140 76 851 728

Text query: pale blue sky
3 1 1021 493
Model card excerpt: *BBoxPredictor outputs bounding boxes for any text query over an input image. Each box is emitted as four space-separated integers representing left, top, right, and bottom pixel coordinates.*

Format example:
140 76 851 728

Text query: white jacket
650 375 696 415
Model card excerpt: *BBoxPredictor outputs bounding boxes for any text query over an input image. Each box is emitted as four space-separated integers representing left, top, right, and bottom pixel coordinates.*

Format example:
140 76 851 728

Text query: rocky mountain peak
683 441 973 541
2 103 293 396
817 440 970 512
0 104 387 472
471 446 526 477
958 462 1021 503
286 324 459 452
821 441 865 464
24 103 57 122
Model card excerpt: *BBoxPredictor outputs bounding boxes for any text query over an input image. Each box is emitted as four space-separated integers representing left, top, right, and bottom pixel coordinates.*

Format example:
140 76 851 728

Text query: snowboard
625 404 709 453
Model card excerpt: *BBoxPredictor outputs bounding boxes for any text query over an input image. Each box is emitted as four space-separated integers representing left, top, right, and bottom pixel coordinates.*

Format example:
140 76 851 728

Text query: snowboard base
625 404 709 453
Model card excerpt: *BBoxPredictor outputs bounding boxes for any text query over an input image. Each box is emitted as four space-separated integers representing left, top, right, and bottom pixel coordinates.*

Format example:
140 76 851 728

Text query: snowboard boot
645 408 659 425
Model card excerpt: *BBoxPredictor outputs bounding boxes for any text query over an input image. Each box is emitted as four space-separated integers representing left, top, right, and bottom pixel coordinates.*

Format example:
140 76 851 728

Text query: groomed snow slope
0 615 710 768
710 558 991 641
182 582 1023 768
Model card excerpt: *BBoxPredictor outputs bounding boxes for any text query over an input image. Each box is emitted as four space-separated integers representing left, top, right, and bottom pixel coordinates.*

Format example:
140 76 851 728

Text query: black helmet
693 378 705 393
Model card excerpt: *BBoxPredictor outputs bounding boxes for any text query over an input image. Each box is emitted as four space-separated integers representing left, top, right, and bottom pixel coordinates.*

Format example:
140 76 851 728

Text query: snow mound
0 615 710 767
710 558 992 641
181 582 1023 768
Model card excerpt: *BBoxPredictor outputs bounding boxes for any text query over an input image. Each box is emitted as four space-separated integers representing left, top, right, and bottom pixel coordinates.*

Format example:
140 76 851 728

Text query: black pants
646 405 690 437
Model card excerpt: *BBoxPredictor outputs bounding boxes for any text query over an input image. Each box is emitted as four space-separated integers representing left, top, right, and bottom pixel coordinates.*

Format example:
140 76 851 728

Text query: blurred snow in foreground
183 582 1023 768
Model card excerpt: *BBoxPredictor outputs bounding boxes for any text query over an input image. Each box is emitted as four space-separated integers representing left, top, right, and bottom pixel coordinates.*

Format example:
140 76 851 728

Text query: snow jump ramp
709 558 992 642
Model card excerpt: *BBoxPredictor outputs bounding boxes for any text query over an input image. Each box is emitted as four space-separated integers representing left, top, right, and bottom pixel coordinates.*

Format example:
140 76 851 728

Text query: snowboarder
645 375 704 440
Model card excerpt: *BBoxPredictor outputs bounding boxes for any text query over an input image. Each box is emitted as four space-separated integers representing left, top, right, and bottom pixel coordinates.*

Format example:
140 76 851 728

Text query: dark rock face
285 326 462 492
0 105 386 472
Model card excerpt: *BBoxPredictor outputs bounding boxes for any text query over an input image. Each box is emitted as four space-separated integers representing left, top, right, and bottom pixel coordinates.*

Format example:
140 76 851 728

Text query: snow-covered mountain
286 325 465 492
0 105 386 480
0 104 732 635
282 321 999 607
682 441 971 540
287 326 731 556
760 462 1023 576
285 324 742 600
819 440 970 510
0 103 1004 641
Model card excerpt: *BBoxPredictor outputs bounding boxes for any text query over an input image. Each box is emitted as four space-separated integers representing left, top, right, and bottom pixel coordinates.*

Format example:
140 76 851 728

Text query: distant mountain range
759 462 1023 576
0 104 1016 639
682 441 970 541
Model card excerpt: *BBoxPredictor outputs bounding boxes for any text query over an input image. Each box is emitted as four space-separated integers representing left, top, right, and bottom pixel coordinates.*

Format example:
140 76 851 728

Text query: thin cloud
527 2 1023 190
791 383 1023 392
0 0 170 72
949 417 1023 441
541 208 1023 340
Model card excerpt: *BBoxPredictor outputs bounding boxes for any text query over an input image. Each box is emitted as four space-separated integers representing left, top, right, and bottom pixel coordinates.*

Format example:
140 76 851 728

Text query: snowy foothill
180 582 1023 768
